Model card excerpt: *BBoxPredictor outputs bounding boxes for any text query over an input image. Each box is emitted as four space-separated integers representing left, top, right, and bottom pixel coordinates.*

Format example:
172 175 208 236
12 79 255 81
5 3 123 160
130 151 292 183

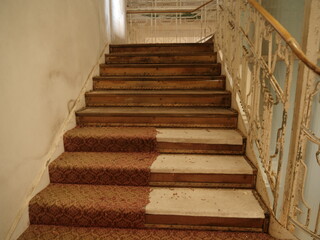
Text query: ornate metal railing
127 0 216 43
215 0 320 239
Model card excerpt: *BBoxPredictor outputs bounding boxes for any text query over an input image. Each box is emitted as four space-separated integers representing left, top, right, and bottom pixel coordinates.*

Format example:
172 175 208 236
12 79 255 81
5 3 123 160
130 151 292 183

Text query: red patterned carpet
29 184 150 228
49 152 158 186
19 225 277 240
64 127 158 152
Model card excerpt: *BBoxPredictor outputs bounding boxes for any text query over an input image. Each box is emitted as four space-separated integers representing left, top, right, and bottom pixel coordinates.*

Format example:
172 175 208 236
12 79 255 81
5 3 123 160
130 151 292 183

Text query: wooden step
109 43 213 54
150 154 256 188
105 52 217 64
85 90 231 107
93 76 226 90
100 64 221 76
146 188 268 232
156 128 246 154
76 107 238 128
29 184 268 232
49 152 256 188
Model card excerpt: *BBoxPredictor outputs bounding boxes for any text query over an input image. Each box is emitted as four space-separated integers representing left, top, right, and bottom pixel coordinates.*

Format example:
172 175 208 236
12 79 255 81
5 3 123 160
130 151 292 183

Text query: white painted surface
156 128 243 145
110 0 127 43
151 154 253 174
146 188 265 218
0 1 109 239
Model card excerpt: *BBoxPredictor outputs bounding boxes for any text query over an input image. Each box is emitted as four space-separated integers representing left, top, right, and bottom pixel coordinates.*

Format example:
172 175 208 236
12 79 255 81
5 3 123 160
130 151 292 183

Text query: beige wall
0 0 109 239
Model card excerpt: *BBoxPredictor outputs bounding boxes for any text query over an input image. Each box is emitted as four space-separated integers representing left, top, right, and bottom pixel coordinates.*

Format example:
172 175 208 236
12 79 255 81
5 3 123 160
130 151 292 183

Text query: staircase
19 42 276 239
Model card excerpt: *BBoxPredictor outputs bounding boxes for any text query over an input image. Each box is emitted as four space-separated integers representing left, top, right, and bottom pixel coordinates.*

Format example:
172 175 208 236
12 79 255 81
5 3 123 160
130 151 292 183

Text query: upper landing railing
126 0 216 43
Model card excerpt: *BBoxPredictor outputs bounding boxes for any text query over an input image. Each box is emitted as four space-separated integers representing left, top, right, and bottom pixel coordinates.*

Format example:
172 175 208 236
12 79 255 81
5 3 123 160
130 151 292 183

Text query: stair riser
150 173 255 188
93 79 225 90
85 94 231 107
157 142 245 155
145 215 265 231
106 54 217 64
110 45 213 53
100 65 221 76
76 115 238 128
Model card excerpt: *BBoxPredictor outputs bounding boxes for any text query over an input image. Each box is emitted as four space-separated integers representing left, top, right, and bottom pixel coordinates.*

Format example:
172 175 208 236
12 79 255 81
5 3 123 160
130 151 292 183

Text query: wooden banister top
127 0 214 14
248 0 320 75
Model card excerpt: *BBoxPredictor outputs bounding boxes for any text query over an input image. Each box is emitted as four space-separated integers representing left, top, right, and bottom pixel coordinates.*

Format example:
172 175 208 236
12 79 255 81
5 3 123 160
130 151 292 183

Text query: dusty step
49 152 256 188
99 63 221 76
109 43 213 54
28 184 268 231
145 188 268 232
150 154 256 188
85 90 231 107
76 107 238 128
64 127 245 154
105 52 217 64
93 76 226 90
156 128 246 154
19 225 277 240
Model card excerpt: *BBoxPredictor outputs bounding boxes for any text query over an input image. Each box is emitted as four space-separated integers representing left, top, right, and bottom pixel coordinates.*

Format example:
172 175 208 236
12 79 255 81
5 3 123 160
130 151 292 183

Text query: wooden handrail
248 0 320 75
127 0 214 14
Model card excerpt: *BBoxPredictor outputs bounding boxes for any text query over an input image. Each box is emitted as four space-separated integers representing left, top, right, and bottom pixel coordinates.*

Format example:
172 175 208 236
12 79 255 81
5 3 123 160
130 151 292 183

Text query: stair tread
65 127 243 146
94 76 225 80
19 225 276 240
107 51 216 56
31 184 264 219
110 43 212 48
151 154 253 174
50 152 254 175
77 107 237 115
156 128 243 145
147 188 265 219
101 63 219 67
87 90 229 95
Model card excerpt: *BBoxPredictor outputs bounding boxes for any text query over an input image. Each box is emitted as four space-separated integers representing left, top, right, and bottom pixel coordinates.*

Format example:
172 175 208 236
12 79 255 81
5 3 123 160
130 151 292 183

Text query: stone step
76 107 238 128
85 90 231 107
93 76 226 90
99 63 221 76
109 43 213 54
49 152 256 188
29 184 268 232
64 127 245 154
146 187 268 232
19 225 276 240
105 52 217 64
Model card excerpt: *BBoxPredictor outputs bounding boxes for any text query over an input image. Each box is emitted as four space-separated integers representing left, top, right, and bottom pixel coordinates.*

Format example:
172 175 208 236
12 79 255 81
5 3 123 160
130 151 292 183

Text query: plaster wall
0 0 109 239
